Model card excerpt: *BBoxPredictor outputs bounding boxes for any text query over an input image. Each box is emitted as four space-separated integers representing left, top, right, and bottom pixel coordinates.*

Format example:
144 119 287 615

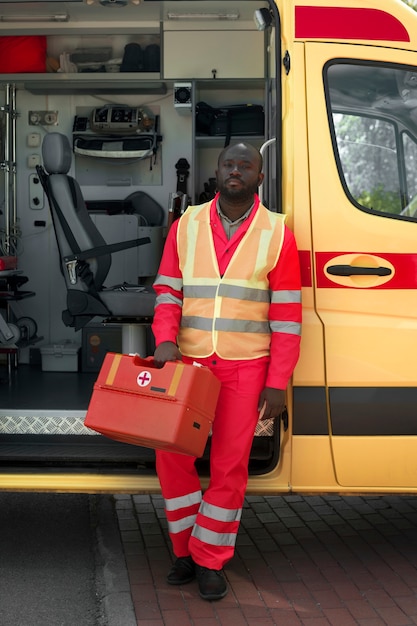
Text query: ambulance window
402 134 417 217
333 114 402 215
326 62 417 221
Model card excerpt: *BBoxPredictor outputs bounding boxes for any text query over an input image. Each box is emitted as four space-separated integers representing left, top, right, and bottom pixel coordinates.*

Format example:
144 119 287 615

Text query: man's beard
218 180 258 203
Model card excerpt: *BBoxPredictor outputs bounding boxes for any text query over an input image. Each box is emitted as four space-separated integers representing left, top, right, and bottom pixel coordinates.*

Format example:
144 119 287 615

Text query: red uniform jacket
152 194 302 390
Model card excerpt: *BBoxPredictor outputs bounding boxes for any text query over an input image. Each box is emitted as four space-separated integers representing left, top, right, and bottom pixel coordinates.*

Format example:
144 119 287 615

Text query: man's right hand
153 341 182 367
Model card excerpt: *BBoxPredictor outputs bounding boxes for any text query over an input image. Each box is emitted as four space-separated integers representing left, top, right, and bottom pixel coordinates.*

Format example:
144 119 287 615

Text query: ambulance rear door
305 41 417 490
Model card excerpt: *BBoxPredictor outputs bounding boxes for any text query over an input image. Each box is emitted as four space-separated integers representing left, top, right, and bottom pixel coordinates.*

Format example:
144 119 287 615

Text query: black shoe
167 556 196 585
196 565 228 600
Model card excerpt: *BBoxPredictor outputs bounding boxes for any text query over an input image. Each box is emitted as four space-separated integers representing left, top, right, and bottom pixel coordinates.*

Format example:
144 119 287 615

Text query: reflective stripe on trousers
155 356 269 570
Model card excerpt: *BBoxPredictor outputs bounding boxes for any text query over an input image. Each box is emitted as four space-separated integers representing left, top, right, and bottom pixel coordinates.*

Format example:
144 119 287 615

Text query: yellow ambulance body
273 0 417 495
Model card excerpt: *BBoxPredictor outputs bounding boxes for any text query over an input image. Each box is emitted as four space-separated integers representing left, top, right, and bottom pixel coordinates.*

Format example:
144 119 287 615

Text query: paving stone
116 493 417 625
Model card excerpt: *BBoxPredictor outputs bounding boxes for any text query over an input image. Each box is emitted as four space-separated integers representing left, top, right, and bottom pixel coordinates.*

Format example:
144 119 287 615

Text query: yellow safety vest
177 201 286 360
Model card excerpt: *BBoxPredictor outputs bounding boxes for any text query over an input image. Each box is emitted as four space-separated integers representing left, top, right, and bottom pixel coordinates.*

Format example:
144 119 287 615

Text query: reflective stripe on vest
177 201 286 359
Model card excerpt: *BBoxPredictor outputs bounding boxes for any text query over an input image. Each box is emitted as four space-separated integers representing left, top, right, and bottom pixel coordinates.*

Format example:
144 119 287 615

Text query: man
152 142 301 601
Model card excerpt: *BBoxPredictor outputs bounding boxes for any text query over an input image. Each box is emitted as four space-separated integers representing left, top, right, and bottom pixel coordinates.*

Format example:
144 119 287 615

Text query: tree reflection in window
327 62 417 220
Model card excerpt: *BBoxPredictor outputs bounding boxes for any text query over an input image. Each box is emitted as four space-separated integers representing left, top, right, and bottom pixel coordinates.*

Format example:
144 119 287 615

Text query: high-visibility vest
177 201 286 360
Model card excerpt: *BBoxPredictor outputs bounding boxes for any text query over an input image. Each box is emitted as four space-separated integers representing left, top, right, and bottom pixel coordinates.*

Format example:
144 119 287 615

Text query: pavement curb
92 495 137 626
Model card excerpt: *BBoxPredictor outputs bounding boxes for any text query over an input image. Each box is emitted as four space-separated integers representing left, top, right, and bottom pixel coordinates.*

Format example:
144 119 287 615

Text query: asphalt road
0 492 136 626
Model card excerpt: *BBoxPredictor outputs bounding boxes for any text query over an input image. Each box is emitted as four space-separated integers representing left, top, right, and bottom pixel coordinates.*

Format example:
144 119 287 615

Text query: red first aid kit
0 36 47 73
84 353 221 457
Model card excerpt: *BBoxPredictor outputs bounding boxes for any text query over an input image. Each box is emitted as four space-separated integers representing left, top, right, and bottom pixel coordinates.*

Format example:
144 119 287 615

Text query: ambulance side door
305 43 417 489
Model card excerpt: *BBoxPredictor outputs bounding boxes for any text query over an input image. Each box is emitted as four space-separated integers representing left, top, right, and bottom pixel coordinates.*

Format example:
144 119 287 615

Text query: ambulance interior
0 0 280 477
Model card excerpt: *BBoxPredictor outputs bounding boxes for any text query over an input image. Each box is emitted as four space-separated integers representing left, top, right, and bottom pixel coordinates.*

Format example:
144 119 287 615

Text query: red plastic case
84 353 221 457
0 36 47 73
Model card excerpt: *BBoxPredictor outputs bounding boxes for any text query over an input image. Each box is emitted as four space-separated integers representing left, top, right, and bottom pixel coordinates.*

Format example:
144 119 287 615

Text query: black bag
120 43 144 72
196 101 264 146
195 101 218 135
144 44 160 72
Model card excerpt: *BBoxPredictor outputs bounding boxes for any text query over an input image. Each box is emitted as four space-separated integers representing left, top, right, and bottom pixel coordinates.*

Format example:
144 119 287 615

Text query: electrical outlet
27 132 41 147
29 111 59 126
27 154 41 168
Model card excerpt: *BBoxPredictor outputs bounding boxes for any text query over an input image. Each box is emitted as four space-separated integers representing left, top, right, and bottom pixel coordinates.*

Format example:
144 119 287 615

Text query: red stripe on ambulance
299 250 313 288
295 6 410 42
315 252 417 289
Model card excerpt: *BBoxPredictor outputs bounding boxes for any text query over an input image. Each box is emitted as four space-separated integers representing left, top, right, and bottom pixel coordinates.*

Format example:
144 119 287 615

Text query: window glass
327 63 417 220
402 133 417 217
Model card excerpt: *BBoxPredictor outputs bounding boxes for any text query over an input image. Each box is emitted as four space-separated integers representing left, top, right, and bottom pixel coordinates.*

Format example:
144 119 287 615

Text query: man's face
216 146 264 203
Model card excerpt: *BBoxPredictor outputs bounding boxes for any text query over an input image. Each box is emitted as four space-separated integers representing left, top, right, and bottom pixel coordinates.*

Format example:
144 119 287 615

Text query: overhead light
254 8 273 31
0 13 69 22
167 12 239 21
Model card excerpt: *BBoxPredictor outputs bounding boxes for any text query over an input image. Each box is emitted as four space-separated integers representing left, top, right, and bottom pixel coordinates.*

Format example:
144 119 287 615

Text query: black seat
37 132 156 354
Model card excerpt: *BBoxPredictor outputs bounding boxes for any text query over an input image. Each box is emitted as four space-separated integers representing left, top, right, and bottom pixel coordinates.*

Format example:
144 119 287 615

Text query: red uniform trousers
155 355 269 571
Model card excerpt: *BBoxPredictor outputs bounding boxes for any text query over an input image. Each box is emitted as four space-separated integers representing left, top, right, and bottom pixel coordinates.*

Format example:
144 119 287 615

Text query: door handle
326 264 392 277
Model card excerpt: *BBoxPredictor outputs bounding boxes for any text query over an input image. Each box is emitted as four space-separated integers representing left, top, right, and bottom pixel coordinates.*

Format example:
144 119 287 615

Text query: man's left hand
258 387 286 420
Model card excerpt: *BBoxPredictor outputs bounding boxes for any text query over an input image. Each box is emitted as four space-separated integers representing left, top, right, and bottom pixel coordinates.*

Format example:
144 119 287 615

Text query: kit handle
132 354 181 370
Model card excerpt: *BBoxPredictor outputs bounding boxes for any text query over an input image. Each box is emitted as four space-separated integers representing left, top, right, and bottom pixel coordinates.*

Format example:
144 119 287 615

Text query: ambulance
0 0 417 495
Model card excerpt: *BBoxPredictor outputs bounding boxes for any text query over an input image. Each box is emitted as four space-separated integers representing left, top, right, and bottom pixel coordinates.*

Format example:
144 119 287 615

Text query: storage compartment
82 324 122 372
196 102 264 138
193 79 265 203
40 342 80 372
163 30 264 79
84 354 221 456
47 33 161 75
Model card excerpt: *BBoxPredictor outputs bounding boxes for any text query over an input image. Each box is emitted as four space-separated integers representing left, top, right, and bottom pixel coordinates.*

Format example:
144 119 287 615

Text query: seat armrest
63 236 151 264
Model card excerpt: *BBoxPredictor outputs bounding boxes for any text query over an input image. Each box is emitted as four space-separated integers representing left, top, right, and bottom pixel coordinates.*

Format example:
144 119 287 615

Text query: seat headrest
42 132 72 175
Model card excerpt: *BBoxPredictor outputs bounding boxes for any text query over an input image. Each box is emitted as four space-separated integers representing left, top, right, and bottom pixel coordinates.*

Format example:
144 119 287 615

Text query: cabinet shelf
0 73 166 95
195 78 265 90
